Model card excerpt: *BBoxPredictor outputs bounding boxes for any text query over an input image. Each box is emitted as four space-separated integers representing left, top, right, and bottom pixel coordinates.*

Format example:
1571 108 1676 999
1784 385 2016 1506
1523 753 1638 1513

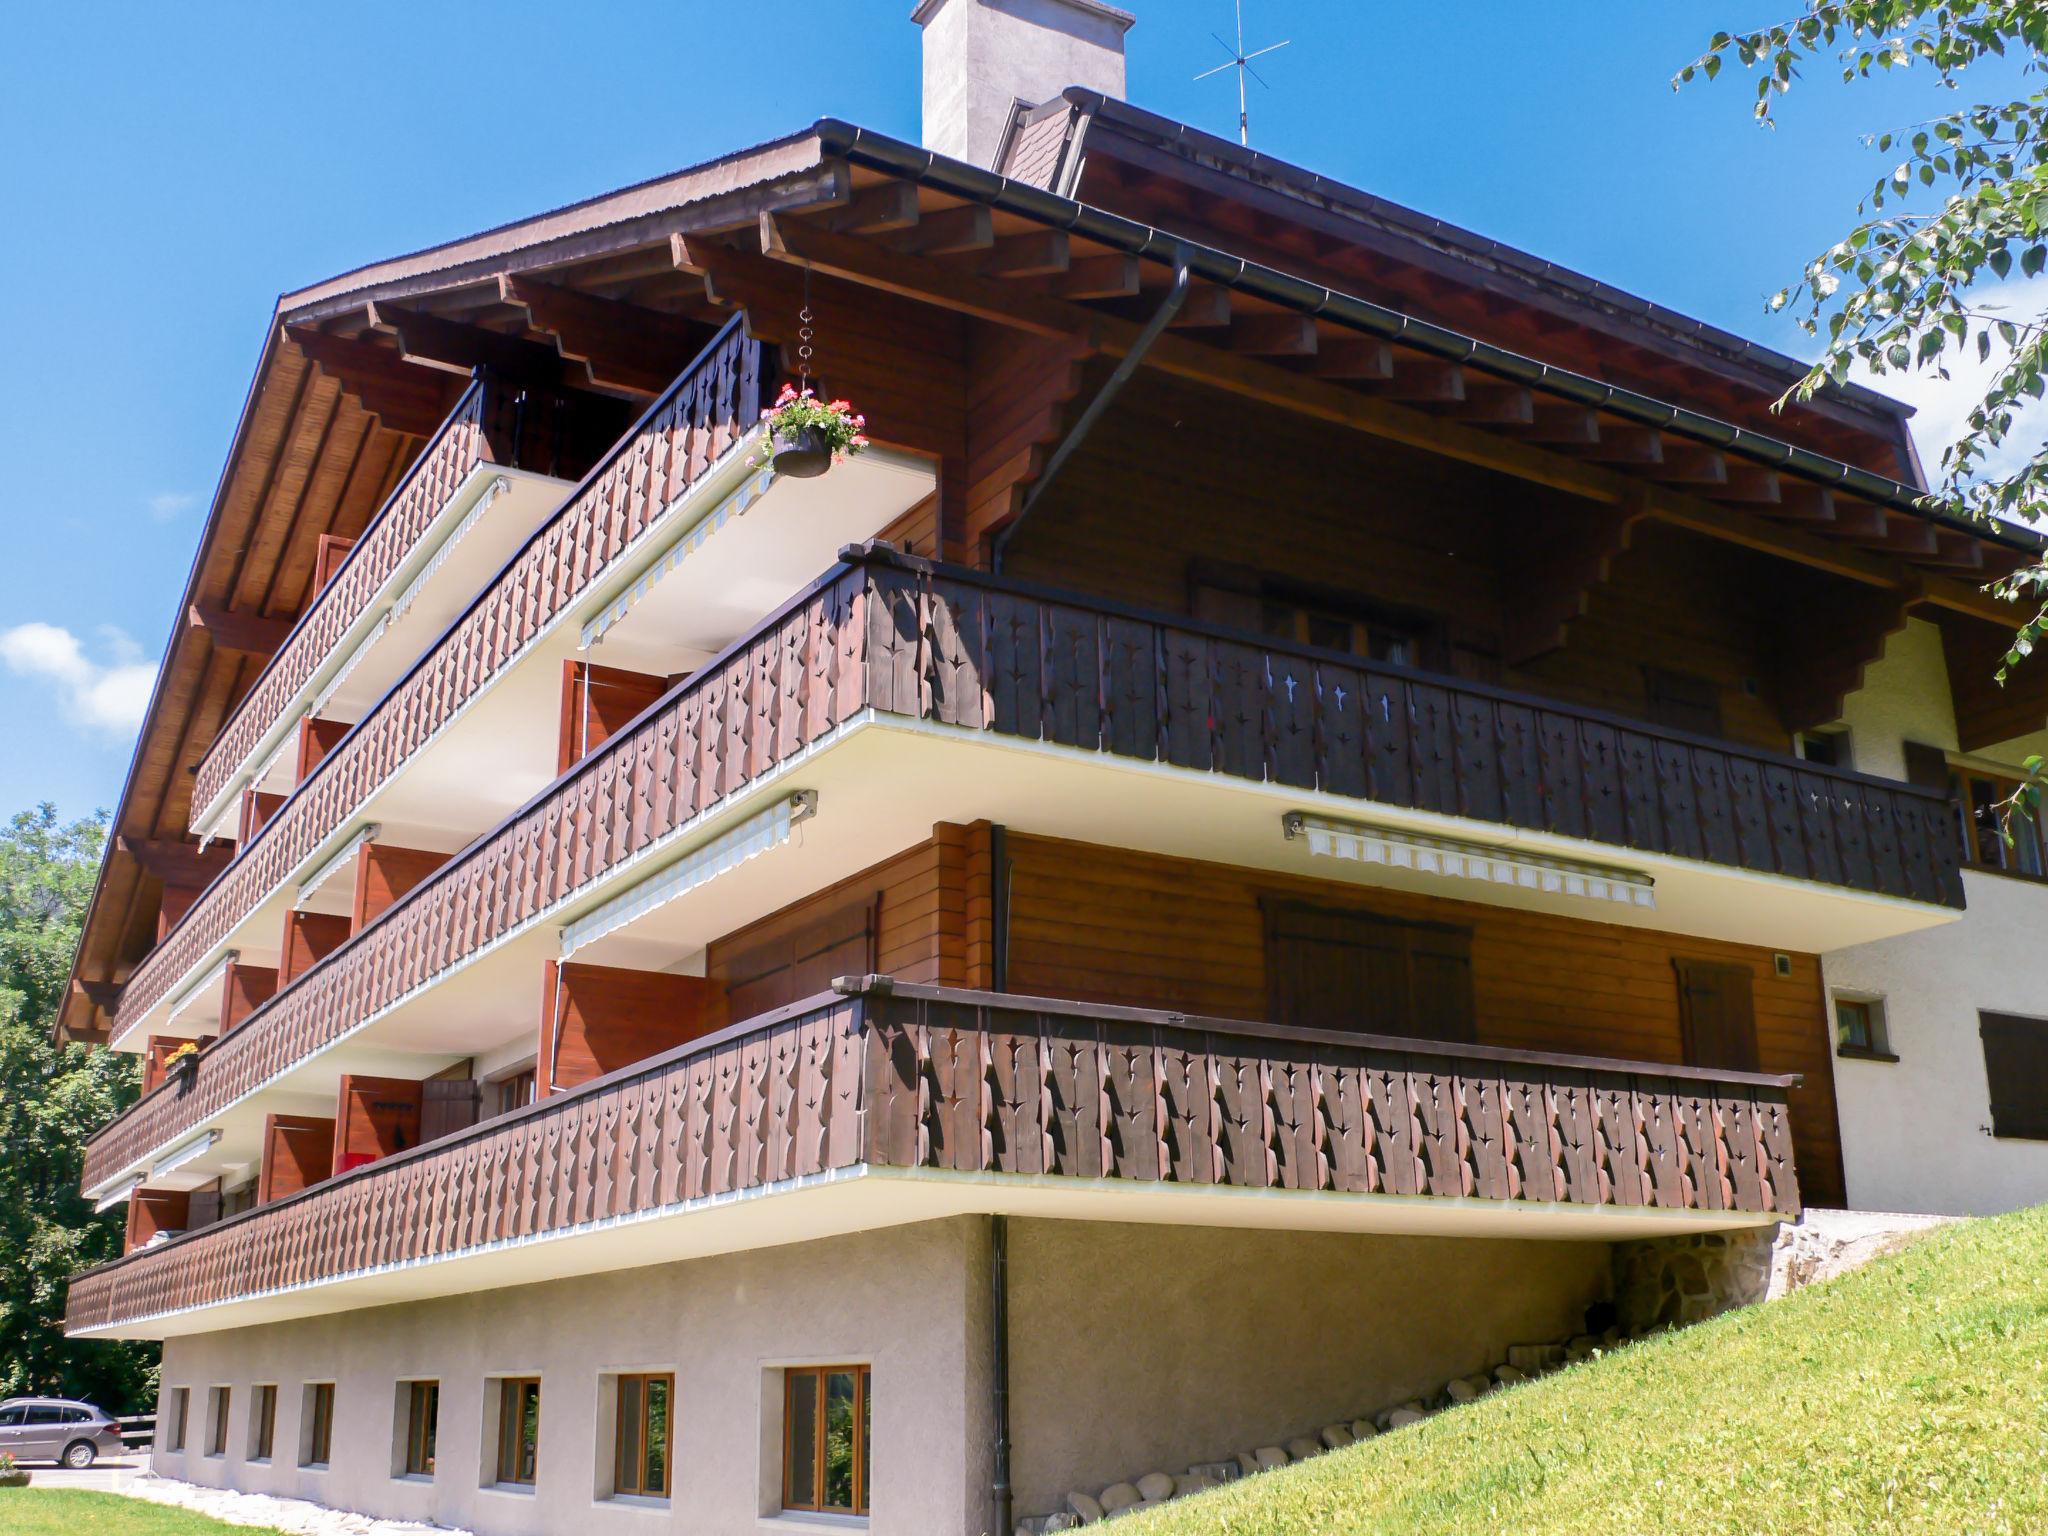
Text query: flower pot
770 424 834 479
169 1054 198 1086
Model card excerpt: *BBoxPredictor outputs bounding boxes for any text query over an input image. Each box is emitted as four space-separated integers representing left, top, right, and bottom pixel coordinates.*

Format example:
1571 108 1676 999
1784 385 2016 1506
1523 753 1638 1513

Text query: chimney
913 0 1135 168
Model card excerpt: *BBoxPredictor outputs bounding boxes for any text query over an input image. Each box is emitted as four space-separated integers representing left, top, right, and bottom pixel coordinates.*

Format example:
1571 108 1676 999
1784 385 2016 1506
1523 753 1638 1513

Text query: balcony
80 545 1962 1202
66 978 1798 1337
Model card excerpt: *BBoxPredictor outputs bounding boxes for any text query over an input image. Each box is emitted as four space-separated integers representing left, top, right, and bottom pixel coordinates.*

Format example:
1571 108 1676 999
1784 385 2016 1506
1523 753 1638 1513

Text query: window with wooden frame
612 1373 672 1499
205 1387 230 1457
782 1366 870 1517
494 1378 541 1487
1951 764 2048 879
491 1068 536 1119
1833 993 1894 1061
402 1381 438 1478
166 1388 189 1453
1191 567 1439 670
1979 1012 2048 1141
1264 900 1476 1044
249 1384 277 1461
301 1382 334 1467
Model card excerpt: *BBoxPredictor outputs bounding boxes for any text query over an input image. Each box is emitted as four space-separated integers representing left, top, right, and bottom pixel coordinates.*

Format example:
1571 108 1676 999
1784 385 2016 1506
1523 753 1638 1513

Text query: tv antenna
1194 0 1290 147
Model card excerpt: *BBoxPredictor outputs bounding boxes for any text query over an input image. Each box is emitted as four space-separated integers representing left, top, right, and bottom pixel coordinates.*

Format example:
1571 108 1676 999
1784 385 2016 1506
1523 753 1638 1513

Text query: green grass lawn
0 1489 290 1534
1120 1203 2048 1536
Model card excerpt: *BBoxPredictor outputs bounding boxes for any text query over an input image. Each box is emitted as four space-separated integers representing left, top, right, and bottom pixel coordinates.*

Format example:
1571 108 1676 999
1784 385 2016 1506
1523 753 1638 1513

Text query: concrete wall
1825 619 2048 1216
1003 1220 1610 1517
153 1218 992 1536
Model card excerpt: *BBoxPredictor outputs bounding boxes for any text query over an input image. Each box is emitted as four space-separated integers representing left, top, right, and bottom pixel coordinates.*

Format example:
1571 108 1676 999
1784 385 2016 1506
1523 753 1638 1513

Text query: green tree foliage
1680 4 2048 813
0 805 156 1410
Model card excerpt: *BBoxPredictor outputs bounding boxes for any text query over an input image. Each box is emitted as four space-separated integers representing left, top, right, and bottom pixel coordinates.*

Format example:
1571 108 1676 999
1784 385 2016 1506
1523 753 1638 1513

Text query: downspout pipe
991 1213 1014 1536
990 259 1191 574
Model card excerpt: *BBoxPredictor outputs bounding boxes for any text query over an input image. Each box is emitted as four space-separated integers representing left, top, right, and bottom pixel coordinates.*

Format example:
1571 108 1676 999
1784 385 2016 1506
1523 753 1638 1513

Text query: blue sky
0 2 2030 824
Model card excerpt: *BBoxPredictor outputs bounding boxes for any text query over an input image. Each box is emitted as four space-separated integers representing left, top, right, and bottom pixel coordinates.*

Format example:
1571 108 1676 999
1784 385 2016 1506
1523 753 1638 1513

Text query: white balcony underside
93 716 1958 1201
72 1163 1781 1340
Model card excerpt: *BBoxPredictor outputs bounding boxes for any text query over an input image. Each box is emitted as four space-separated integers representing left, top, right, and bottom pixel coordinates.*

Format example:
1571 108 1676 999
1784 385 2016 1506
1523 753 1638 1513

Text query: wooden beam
1376 360 1465 404
1167 282 1236 329
71 977 122 1013
115 836 234 886
1717 467 1783 505
187 602 293 658
1655 446 1727 486
894 204 993 257
1829 499 1890 540
748 213 1630 505
978 230 1069 278
1054 254 1140 300
1227 313 1319 357
1875 510 1940 558
1307 337 1393 381
1927 530 1986 572
1452 384 1535 426
498 276 710 395
1514 403 1599 445
1773 484 1837 522
365 301 576 385
282 326 457 437
826 181 921 235
1583 426 1663 464
1503 494 1650 664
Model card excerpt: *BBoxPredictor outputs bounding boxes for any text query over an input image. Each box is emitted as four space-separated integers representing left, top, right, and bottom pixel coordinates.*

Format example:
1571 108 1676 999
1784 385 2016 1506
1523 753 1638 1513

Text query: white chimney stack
913 0 1135 168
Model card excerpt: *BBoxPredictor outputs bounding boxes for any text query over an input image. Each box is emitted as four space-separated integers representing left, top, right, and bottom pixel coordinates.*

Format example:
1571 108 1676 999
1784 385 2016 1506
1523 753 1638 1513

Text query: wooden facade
67 980 1799 1333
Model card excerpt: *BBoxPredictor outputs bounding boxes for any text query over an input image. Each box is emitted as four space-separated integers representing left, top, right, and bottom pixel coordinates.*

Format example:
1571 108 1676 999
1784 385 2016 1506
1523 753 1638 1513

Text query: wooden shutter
1265 901 1475 1044
186 1190 223 1230
421 1079 483 1143
1978 1012 2048 1140
1901 740 1953 793
1674 960 1761 1073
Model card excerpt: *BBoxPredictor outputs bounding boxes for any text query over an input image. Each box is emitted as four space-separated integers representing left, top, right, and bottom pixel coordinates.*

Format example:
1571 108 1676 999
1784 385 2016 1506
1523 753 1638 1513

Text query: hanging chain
797 262 815 391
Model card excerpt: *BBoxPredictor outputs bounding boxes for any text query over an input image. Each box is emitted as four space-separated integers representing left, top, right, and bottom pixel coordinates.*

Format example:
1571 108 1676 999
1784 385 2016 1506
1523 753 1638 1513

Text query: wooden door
1674 960 1761 1073
1265 901 1475 1044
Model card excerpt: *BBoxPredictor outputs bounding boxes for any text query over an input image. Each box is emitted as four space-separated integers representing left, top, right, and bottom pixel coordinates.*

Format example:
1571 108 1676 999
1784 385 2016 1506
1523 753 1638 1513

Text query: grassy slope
1120 1204 2048 1536
0 1489 290 1534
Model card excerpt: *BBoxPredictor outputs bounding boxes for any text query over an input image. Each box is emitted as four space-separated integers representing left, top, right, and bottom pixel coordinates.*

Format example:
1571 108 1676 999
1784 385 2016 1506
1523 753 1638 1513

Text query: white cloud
0 622 158 737
1848 275 2048 488
146 491 197 521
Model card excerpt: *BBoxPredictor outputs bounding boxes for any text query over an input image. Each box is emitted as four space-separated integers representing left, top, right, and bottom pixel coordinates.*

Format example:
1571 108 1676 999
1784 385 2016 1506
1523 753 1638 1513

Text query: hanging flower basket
753 385 869 480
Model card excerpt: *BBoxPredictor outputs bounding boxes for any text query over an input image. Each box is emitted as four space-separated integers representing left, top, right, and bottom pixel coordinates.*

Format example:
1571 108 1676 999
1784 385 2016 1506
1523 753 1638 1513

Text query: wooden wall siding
192 383 492 819
542 961 726 1095
82 552 1951 1194
962 326 1086 558
295 717 351 784
66 984 1798 1333
81 542 862 1194
110 322 763 1042
558 660 673 774
278 911 350 988
221 962 277 1033
124 1189 190 1254
999 833 1847 1209
1000 374 1893 754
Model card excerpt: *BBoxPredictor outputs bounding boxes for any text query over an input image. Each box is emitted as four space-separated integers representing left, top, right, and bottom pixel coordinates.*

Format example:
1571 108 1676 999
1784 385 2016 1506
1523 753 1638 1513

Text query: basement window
492 1378 541 1488
164 1388 189 1453
248 1383 277 1462
300 1382 334 1468
611 1373 673 1500
782 1365 870 1518
205 1386 230 1458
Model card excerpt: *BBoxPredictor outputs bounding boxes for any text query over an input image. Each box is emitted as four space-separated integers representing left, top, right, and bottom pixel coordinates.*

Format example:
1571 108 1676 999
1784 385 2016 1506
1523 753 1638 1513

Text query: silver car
0 1397 126 1468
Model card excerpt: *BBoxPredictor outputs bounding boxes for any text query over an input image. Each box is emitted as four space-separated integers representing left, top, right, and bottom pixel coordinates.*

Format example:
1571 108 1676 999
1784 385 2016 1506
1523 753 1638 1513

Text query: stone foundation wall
1612 1227 1778 1333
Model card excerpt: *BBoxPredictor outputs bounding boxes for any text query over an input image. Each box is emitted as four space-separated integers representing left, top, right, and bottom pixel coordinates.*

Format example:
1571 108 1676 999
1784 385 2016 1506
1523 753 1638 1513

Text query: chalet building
58 1 2048 1530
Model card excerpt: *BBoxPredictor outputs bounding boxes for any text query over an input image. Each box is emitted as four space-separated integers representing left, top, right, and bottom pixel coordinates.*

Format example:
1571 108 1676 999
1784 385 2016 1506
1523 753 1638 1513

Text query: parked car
0 1398 126 1468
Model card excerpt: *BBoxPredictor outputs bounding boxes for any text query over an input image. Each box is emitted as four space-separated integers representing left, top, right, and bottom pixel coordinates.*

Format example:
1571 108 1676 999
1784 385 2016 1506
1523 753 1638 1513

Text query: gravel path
107 1472 474 1536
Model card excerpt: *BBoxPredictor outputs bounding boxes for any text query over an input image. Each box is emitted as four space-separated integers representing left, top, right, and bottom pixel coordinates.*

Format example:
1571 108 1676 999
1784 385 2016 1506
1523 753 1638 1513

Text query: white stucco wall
1825 618 2048 1216
154 1218 992 1536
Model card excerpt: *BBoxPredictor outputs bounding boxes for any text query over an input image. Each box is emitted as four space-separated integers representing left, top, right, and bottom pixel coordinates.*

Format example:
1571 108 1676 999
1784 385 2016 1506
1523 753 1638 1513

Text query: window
613 1373 672 1499
402 1382 438 1478
301 1383 334 1468
494 1378 541 1487
166 1388 189 1452
1834 994 1894 1060
249 1384 277 1461
1980 1012 2048 1140
783 1366 870 1517
492 1069 536 1119
1190 568 1438 670
1796 728 1851 770
206 1387 230 1457
0 1407 20 1428
1264 901 1475 1044
1951 765 2048 878
1643 667 1724 738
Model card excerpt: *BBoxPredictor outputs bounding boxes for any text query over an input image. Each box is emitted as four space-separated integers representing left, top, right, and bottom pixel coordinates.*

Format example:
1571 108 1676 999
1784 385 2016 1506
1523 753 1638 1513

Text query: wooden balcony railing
65 980 1799 1333
108 320 764 1042
83 547 1961 1194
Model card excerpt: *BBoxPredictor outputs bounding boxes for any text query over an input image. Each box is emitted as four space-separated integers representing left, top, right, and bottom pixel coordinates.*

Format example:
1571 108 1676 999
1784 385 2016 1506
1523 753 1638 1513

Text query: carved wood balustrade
84 546 1961 1196
65 981 1799 1333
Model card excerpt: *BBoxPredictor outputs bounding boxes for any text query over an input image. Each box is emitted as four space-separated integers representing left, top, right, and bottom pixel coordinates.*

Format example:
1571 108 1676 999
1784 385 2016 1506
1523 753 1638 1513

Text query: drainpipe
990 259 1191 574
991 1213 1013 1536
